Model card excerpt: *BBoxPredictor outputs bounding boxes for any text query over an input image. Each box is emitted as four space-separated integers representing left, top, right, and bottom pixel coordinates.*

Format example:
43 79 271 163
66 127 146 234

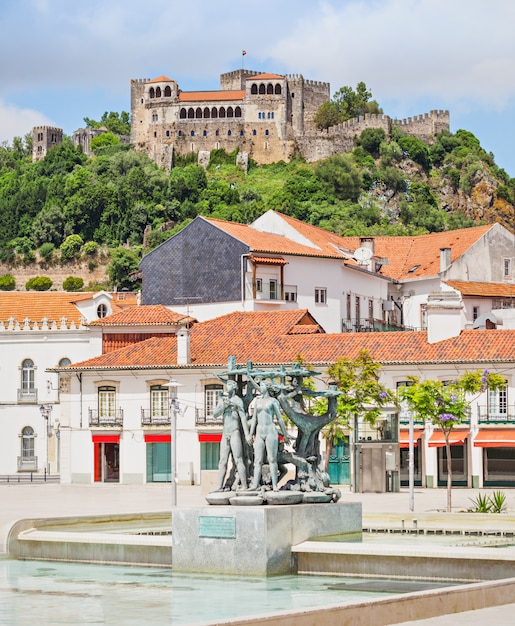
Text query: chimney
439 247 451 273
176 328 190 365
426 291 464 343
360 237 375 255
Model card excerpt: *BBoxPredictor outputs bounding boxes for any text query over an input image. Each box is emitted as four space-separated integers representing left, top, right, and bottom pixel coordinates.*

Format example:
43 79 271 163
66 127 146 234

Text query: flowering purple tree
399 370 505 512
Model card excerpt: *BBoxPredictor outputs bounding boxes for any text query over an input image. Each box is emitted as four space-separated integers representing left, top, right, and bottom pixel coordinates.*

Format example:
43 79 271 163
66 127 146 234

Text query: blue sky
2 0 515 177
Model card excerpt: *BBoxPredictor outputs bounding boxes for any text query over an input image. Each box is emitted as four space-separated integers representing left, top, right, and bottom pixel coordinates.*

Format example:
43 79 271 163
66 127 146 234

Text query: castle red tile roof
89 305 194 327
247 73 284 81
178 91 245 102
444 280 515 298
146 76 173 83
61 310 515 372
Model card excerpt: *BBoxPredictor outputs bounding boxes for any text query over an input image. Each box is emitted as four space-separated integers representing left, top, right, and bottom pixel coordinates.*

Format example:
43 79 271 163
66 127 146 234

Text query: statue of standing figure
214 380 253 491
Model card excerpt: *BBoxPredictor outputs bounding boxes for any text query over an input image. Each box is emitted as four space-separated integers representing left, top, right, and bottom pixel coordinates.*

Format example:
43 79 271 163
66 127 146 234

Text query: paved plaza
1 483 515 624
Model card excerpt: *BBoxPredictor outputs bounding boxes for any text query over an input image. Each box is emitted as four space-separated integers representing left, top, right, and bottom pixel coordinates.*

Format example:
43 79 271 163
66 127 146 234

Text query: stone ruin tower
32 126 63 162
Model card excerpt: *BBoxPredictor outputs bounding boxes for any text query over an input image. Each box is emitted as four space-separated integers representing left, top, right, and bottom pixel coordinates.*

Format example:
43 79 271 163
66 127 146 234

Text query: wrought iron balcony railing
195 408 223 426
88 408 124 427
477 405 515 424
141 408 171 426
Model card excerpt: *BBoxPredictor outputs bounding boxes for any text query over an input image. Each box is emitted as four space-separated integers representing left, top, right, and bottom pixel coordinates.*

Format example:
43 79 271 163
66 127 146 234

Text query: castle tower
32 126 63 162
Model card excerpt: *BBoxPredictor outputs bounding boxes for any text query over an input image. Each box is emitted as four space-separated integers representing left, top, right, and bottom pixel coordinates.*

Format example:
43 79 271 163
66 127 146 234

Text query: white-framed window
21 426 35 460
205 384 223 419
488 382 508 418
97 303 108 318
21 359 35 395
315 288 327 304
256 278 262 293
151 385 169 419
355 296 360 320
269 279 277 300
98 386 116 419
472 306 480 321
504 258 511 278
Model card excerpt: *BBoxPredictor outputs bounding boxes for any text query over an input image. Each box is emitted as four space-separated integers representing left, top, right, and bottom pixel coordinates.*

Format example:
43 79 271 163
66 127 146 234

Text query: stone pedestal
172 501 361 576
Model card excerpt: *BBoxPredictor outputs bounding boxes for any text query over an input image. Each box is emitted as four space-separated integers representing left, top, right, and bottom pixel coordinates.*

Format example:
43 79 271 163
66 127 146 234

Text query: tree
107 247 140 289
315 350 393 466
60 234 84 261
62 276 84 291
399 371 506 512
315 154 362 202
84 111 131 136
313 102 341 131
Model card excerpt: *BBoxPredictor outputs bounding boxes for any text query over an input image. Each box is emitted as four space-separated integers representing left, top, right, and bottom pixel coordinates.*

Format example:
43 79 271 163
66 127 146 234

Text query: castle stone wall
32 126 63 162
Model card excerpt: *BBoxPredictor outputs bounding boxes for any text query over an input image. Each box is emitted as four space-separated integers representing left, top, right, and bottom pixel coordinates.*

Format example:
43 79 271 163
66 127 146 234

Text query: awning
428 431 468 447
399 430 423 448
144 434 171 443
198 433 222 443
473 429 515 448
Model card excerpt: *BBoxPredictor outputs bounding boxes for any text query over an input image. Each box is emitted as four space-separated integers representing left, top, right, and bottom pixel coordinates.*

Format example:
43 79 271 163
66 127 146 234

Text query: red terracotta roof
444 280 515 298
146 75 173 83
250 256 288 265
0 292 95 326
62 310 515 371
178 91 245 102
89 305 194 327
247 73 284 81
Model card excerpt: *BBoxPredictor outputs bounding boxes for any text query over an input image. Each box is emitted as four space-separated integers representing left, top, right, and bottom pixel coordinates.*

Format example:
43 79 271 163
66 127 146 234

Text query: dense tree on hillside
314 82 382 131
84 111 131 136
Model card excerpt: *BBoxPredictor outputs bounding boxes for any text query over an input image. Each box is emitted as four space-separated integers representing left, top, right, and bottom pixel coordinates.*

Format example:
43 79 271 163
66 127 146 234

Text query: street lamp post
39 404 53 475
165 380 182 508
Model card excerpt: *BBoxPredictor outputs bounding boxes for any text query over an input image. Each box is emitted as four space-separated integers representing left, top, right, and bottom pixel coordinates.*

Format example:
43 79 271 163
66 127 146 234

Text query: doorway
328 439 350 485
94 441 120 482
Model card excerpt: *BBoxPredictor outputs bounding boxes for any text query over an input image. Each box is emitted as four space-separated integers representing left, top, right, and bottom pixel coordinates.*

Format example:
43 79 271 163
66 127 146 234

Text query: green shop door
328 439 350 486
145 436 171 483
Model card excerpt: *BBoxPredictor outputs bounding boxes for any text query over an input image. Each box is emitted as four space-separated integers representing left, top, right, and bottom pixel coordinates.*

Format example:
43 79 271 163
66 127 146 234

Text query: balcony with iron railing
141 408 171 426
341 319 421 333
17 388 38 403
477 405 515 424
17 455 38 471
195 408 223 427
249 281 298 302
88 408 124 427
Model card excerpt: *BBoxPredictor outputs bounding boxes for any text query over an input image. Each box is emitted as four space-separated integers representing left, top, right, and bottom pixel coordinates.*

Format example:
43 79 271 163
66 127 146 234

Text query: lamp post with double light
164 379 182 507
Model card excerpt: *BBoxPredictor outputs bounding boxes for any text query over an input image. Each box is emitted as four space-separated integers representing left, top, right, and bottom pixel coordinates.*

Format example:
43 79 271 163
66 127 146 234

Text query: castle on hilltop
130 69 450 167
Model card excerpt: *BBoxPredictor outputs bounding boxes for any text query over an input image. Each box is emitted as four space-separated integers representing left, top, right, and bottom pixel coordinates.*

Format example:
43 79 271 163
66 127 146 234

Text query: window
151 385 169 420
269 279 278 300
420 303 427 330
251 84 258 95
315 288 327 304
488 383 508 418
265 129 269 136
178 130 183 137
205 384 223 419
98 386 116 419
166 130 170 137
355 296 361 320
368 299 374 319
284 290 297 302
155 87 161 98
201 442 220 470
187 107 194 119
21 426 35 463
179 108 187 119
97 303 108 318
227 130 232 136
504 258 511 278
164 86 171 97
253 129 257 136
256 278 262 292
191 130 195 137
473 306 480 321
59 357 71 367
21 359 35 395
346 293 351 320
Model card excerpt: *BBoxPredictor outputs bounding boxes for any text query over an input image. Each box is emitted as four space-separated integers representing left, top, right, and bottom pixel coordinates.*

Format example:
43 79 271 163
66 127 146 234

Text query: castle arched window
240 130 244 136
166 130 170 137
187 108 194 119
258 112 261 119
149 87 155 99
228 130 232 136
215 129 219 136
265 129 269 136
252 129 257 136
180 108 187 119
178 130 183 137
21 359 35 396
211 107 218 118
275 83 282 95
267 112 270 119
219 107 226 118
203 107 210 118
259 84 265 95
156 87 162 98
191 130 195 136
235 106 242 117
272 112 275 119
203 130 207 137
251 84 258 95
164 85 171 97
21 426 35 464
227 107 234 118
267 83 273 94
195 107 202 119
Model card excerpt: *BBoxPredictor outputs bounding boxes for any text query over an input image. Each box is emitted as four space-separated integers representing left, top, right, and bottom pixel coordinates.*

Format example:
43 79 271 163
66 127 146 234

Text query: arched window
258 84 266 95
252 129 257 136
211 107 218 118
228 130 232 136
195 107 202 119
203 130 207 137
235 106 242 117
156 87 162 98
219 107 226 118
203 107 210 118
267 112 270 119
267 83 273 94
251 84 258 95
258 112 261 119
180 108 187 119
215 129 219 136
187 108 194 119
149 87 155 99
21 426 35 463
227 107 234 118
191 130 195 136
97 303 108 319
21 359 35 396
178 130 183 137
265 129 269 136
275 83 282 95
166 130 170 137
164 85 171 97
59 358 71 367
240 130 244 136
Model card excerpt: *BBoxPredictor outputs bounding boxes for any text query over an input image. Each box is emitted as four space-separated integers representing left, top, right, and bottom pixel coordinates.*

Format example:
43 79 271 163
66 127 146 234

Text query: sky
2 0 515 177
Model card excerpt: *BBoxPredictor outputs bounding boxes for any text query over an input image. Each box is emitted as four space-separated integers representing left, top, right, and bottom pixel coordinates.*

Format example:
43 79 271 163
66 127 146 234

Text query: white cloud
0 100 54 145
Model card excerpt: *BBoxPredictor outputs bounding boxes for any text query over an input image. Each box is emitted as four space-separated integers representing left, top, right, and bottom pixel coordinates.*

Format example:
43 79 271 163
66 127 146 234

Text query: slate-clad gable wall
140 218 249 305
